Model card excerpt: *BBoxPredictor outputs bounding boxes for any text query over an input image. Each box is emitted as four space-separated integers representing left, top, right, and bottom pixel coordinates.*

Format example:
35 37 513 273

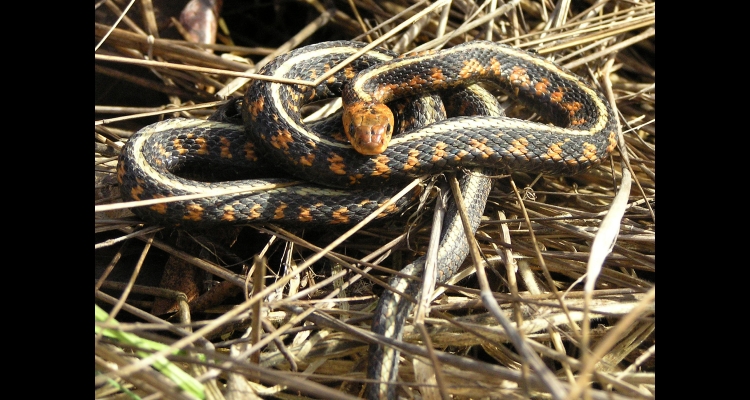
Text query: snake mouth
348 123 390 155
342 102 395 155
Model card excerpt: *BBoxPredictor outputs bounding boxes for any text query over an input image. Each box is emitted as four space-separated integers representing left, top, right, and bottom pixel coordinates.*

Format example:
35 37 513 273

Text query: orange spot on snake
221 205 236 221
580 142 599 162
248 95 264 121
468 138 495 158
150 204 167 215
183 204 204 221
534 78 551 96
297 207 313 222
371 155 392 177
172 138 187 155
408 75 427 87
546 142 565 161
343 66 357 79
219 136 232 158
570 117 586 126
244 142 258 161
248 204 262 220
195 137 208 155
378 201 399 217
550 91 564 103
328 153 347 175
489 57 503 75
300 153 315 167
459 59 486 79
560 101 583 114
271 129 294 151
508 138 529 157
273 203 288 220
331 208 350 224
431 142 448 163
403 149 421 171
430 67 446 84
509 66 530 89
129 185 144 201
453 149 470 162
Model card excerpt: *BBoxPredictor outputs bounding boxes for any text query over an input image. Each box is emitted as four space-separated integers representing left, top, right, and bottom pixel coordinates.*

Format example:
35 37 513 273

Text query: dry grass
95 0 655 399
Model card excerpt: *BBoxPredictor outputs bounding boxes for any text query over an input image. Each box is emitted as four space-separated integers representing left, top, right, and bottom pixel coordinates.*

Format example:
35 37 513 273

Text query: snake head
342 102 394 155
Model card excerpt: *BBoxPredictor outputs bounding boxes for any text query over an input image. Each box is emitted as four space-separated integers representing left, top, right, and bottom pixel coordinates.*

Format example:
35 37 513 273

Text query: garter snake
116 40 617 399
118 40 616 226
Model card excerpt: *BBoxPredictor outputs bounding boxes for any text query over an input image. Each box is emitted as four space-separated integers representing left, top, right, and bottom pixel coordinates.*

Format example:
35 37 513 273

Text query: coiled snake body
116 40 617 399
